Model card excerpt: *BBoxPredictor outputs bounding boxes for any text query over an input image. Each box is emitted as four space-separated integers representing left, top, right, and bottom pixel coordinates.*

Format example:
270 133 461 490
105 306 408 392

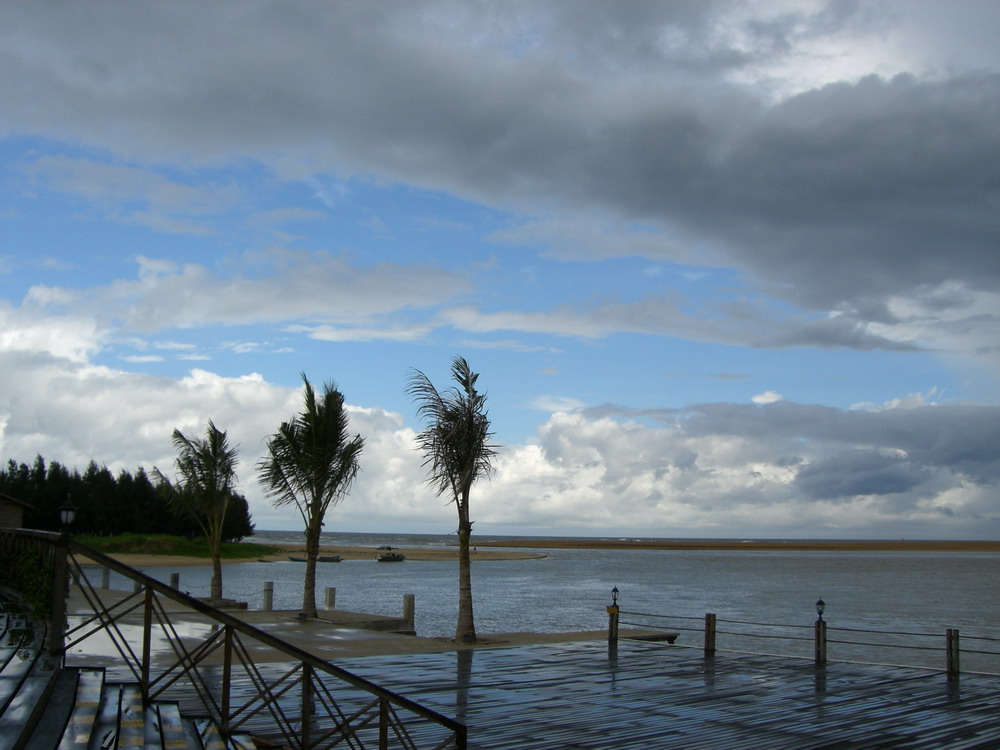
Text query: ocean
84 530 1000 673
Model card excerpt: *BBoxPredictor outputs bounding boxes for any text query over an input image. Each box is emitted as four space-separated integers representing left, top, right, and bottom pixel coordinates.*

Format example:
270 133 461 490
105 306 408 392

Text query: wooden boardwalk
335 640 1000 749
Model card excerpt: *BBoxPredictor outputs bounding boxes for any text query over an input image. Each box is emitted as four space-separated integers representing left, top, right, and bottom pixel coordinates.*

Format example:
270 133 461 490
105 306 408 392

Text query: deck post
704 613 716 657
325 586 336 610
403 593 415 631
946 628 960 681
47 535 70 656
141 585 153 702
607 586 620 650
262 581 273 611
814 619 827 665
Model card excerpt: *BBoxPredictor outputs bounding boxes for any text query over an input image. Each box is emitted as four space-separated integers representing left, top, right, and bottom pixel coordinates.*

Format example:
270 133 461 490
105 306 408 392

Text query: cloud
752 391 783 405
2 3 997 360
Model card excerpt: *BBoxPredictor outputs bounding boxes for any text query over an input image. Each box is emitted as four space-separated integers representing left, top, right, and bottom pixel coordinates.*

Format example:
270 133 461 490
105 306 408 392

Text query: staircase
0 593 257 750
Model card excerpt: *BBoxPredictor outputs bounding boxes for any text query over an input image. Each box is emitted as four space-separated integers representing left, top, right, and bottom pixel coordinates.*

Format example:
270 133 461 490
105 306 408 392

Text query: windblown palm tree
153 421 238 603
408 356 497 643
257 375 364 618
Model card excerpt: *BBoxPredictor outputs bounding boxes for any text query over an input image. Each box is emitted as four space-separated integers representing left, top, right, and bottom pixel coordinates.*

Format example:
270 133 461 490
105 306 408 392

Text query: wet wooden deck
339 640 1000 749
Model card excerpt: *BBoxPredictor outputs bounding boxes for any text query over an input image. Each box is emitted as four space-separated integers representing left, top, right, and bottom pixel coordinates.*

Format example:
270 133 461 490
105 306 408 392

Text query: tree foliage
408 356 497 642
153 421 240 602
0 455 254 539
257 374 364 618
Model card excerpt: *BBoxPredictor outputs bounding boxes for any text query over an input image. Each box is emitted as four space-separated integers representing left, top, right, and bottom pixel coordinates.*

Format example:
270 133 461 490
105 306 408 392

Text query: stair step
56 668 105 750
90 682 122 750
22 667 79 749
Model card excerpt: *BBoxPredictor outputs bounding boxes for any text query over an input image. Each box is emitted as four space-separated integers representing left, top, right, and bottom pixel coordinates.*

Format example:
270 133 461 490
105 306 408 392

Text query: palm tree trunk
302 520 319 617
455 495 476 643
209 535 223 602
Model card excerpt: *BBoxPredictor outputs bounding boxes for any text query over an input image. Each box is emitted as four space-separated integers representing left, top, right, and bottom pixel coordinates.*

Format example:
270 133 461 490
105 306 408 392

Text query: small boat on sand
375 546 405 562
288 555 343 563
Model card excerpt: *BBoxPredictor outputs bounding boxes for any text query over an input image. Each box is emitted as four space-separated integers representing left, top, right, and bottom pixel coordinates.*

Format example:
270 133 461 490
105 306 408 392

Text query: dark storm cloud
2 1 998 350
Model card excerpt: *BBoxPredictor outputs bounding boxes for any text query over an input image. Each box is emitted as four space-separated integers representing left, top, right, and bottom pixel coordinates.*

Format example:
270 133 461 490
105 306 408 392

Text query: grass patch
75 533 282 559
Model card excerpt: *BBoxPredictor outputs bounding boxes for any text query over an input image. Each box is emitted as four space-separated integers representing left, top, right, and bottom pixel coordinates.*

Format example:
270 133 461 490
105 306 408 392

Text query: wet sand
100 543 546 568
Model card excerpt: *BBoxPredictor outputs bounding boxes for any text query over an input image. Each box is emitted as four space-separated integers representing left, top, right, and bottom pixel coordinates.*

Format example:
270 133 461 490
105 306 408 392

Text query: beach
100 542 546 568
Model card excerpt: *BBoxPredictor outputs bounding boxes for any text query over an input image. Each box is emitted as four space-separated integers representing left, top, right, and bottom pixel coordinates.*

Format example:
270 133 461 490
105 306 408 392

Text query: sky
1 0 999 540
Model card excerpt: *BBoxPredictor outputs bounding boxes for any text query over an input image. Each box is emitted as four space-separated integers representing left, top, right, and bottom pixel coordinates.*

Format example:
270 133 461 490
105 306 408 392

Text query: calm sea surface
84 531 1000 672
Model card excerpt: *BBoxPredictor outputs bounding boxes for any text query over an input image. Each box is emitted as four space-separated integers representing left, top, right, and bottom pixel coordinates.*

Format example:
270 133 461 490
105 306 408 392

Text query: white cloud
752 390 783 404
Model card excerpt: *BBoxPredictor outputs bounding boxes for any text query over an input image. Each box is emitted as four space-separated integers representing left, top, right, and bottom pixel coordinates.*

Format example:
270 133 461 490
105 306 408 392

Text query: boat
287 555 343 563
376 546 405 562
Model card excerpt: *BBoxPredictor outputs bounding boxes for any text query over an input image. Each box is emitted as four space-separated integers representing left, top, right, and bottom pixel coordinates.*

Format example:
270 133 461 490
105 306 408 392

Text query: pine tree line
0 455 254 541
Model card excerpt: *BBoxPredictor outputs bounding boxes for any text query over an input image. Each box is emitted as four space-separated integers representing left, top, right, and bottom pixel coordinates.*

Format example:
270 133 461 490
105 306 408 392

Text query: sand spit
97 543 546 568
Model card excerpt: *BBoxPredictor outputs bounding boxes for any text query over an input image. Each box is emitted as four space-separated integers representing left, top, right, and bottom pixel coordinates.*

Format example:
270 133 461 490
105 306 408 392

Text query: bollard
403 594 415 632
814 619 827 665
607 586 620 649
324 587 336 610
170 572 180 589
262 581 274 611
101 567 110 589
946 628 960 681
704 613 717 657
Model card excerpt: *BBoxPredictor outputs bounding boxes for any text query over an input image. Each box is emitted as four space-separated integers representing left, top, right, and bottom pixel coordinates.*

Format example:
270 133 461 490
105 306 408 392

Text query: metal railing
615 604 1000 679
3 529 466 750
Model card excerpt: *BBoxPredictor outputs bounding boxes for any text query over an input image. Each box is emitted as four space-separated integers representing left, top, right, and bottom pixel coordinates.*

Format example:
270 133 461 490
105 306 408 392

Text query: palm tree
153 421 238 603
408 356 497 643
257 374 364 618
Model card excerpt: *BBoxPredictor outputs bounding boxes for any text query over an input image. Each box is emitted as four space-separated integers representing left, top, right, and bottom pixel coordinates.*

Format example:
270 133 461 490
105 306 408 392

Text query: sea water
83 531 1000 672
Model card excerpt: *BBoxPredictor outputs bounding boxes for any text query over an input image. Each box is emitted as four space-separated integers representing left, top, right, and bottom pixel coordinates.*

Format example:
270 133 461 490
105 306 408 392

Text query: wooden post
221 626 233 735
324 586 336 610
101 567 110 589
704 613 716 657
141 586 153 703
403 594 415 632
169 572 180 589
815 618 827 665
379 698 389 750
301 664 313 748
607 605 620 649
47 537 69 656
946 628 960 681
262 581 273 611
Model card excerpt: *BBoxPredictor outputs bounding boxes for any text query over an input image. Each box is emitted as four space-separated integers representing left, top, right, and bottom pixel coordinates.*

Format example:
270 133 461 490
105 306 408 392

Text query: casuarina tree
257 374 364 618
153 421 239 603
408 356 497 643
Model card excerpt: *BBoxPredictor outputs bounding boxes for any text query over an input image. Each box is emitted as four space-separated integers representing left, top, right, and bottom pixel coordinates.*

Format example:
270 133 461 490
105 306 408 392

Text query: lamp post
58 498 77 536
814 598 827 665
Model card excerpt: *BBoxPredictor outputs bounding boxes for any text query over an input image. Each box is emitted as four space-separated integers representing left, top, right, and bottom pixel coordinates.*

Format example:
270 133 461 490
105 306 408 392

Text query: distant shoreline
476 538 1000 552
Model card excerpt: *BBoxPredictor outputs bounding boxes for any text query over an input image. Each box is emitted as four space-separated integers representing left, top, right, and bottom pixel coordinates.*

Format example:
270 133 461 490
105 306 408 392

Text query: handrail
4 529 466 749
616 602 1000 677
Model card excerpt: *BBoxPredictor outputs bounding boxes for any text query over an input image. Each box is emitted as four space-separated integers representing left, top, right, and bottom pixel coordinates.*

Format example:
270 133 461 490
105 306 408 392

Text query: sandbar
97 543 545 568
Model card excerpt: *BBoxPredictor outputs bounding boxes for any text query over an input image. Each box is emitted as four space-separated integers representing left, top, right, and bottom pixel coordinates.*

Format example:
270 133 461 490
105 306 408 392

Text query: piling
324 587 336 610
403 594 415 631
262 581 273 611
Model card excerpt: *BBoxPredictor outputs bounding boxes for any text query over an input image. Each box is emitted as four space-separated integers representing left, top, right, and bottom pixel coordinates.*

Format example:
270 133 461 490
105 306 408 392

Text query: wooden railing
2 529 466 750
612 600 1000 680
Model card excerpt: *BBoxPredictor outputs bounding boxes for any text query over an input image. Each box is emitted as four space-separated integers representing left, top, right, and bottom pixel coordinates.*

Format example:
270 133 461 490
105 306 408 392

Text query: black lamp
58 498 77 534
611 586 619 607
815 598 826 621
